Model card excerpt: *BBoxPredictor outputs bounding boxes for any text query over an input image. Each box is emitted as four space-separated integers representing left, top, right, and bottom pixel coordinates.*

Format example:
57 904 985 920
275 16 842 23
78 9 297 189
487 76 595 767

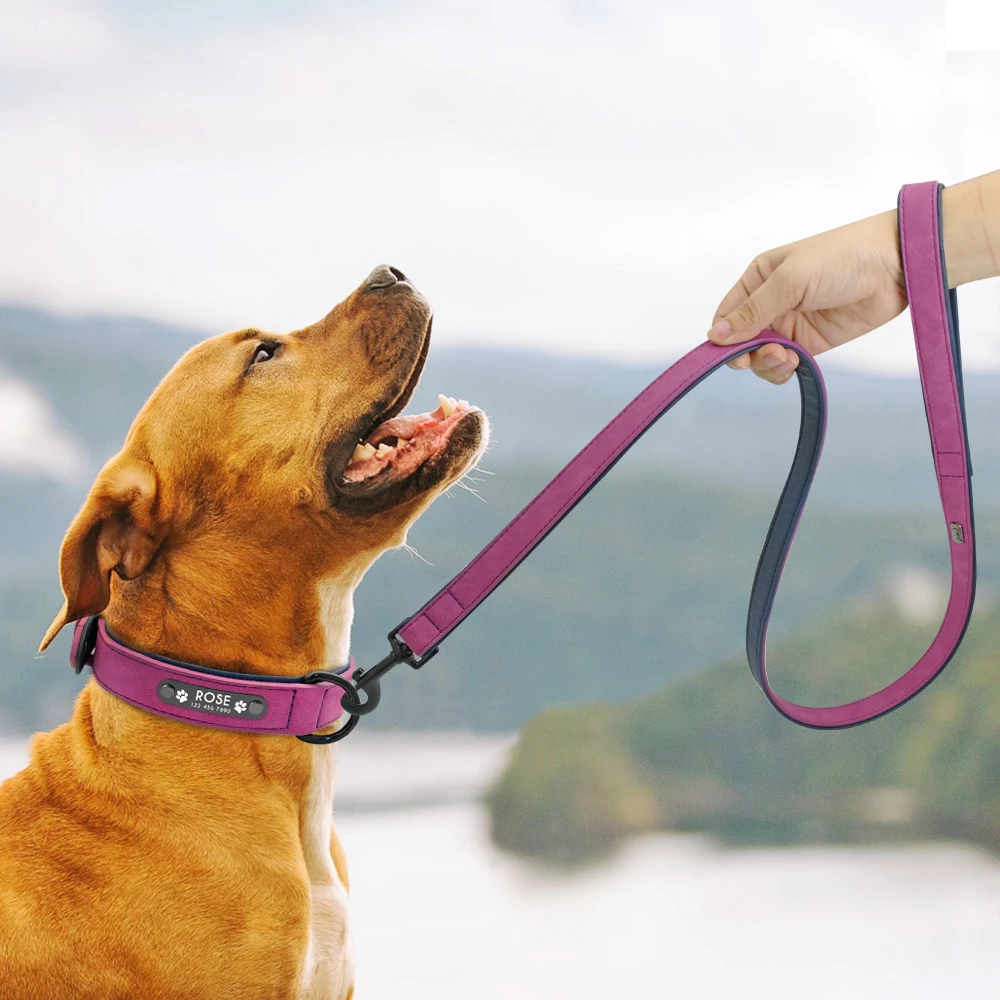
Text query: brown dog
0 265 488 999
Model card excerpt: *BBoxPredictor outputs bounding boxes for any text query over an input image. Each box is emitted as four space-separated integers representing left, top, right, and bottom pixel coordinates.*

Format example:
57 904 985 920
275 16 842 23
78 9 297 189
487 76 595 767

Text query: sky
0 359 84 481
0 0 998 374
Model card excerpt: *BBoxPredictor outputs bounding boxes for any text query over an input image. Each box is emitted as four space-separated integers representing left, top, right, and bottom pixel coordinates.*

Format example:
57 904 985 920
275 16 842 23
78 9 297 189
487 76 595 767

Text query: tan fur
0 270 486 999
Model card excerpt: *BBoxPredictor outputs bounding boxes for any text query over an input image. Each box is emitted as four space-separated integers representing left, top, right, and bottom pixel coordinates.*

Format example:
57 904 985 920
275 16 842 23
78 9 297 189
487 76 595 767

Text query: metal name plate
156 680 268 719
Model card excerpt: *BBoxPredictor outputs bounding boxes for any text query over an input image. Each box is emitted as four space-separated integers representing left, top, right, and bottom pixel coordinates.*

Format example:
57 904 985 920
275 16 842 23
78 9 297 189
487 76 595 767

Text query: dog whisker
400 542 434 567
455 480 488 504
460 473 489 492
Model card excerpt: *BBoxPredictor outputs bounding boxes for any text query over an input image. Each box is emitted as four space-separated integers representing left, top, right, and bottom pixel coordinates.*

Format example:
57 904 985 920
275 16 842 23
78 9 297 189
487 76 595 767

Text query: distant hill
4 302 1000 734
487 601 1000 865
7 300 1000 507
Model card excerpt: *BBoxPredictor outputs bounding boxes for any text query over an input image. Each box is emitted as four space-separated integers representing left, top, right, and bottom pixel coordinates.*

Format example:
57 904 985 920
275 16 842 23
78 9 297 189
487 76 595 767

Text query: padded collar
71 616 353 737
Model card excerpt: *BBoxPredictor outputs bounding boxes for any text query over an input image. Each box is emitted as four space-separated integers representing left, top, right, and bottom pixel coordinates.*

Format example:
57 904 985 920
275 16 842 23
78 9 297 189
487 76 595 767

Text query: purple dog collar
71 616 355 738
69 182 976 735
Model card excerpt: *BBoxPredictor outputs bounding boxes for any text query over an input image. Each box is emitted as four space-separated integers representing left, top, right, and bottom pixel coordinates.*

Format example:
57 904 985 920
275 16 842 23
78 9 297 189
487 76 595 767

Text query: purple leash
379 180 975 730
72 181 975 738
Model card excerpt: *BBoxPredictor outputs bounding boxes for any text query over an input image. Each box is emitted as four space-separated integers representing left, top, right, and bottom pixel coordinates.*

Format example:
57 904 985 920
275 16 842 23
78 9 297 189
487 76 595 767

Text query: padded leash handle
749 181 976 727
361 181 975 730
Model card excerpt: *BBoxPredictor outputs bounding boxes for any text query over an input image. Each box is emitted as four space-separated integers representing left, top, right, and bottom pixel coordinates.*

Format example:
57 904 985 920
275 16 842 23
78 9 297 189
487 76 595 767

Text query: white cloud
0 0 117 70
886 565 946 624
0 0 997 373
0 365 86 484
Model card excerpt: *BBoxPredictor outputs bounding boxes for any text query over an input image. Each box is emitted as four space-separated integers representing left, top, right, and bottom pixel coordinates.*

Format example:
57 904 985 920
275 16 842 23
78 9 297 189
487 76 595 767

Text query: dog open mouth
329 379 487 513
325 293 488 514
341 393 476 489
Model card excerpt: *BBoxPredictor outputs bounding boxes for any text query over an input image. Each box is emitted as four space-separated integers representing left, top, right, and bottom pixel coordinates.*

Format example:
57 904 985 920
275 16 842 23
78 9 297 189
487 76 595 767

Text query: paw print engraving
175 689 189 704
234 700 247 714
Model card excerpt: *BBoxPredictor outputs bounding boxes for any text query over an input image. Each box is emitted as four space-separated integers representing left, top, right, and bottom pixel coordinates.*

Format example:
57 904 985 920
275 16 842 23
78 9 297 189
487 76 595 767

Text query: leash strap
386 181 975 729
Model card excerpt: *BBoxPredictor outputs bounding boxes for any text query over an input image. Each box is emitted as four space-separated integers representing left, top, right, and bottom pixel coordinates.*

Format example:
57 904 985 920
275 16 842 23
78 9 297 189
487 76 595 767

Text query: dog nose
365 264 409 290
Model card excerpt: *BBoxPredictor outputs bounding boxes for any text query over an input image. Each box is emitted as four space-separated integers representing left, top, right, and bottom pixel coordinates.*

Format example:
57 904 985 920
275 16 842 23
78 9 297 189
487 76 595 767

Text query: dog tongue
342 395 471 484
371 413 432 443
371 395 466 443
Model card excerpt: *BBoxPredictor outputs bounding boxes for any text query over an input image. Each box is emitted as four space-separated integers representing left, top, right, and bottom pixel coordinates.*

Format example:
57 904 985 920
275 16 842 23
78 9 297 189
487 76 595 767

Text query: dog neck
98 541 368 679
80 562 361 782
316 576 355 670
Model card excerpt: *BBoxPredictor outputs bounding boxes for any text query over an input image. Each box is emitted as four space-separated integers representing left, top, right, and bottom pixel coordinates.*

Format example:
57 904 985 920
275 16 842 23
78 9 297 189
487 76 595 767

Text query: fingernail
760 354 782 369
774 359 796 375
708 319 731 342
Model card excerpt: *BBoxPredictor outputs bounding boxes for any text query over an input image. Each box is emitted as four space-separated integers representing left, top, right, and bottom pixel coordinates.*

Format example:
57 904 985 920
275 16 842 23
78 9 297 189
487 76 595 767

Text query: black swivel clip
296 624 439 744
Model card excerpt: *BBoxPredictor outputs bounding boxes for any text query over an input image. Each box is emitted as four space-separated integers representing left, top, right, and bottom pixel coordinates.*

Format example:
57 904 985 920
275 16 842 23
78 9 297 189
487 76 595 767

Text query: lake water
3 733 1000 998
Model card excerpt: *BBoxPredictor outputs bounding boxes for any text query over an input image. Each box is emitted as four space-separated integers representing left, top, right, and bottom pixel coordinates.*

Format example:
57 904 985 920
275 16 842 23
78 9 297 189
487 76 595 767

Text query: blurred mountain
487 599 1000 865
2 302 1000 733
7 300 1000 506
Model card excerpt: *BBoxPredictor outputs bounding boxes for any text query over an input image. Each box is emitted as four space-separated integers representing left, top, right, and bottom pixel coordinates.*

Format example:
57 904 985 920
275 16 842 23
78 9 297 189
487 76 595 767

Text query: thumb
709 267 799 344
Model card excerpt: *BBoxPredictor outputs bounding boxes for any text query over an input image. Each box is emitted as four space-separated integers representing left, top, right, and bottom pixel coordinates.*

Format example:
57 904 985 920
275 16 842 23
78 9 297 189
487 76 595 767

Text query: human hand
707 209 907 385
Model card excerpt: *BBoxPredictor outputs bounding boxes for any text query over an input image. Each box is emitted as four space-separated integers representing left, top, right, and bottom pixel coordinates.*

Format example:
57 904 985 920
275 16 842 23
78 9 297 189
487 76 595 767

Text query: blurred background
2 1 1000 996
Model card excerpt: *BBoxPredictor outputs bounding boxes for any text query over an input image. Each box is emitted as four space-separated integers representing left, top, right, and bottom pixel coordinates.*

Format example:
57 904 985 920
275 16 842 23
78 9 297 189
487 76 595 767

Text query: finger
748 344 791 371
710 264 802 345
750 349 800 385
712 268 768 329
726 343 796 373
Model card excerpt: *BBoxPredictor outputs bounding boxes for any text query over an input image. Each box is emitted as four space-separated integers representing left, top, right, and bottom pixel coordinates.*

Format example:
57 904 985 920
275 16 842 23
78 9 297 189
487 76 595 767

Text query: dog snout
364 264 410 291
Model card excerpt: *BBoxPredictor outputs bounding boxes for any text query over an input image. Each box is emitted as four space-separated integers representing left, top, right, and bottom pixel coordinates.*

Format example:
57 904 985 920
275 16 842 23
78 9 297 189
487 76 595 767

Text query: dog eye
250 342 280 366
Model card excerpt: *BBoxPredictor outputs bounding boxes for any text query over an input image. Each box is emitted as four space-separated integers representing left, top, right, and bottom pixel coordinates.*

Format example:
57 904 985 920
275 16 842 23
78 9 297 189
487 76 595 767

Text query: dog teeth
376 443 394 457
351 442 376 463
458 398 469 409
438 394 456 418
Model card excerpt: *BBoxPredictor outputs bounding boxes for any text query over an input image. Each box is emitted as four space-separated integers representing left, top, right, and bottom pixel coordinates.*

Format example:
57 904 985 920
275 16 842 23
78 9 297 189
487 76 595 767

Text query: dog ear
39 455 163 651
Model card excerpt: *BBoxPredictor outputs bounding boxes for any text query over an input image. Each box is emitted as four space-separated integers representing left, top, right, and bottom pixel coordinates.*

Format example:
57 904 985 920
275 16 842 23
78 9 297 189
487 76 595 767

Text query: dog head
40 266 489 666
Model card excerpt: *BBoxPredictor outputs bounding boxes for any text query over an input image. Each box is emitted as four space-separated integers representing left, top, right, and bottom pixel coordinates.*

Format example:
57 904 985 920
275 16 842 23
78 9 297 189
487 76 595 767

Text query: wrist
942 173 1000 287
873 207 903 284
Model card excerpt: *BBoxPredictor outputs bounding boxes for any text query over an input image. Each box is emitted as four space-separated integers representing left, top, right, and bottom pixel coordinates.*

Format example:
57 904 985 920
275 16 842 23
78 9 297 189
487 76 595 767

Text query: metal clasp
295 623 440 743
297 671 362 744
